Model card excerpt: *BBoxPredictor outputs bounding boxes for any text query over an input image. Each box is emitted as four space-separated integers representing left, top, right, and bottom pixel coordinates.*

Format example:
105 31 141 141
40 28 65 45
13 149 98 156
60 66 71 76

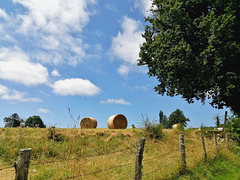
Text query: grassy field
0 127 239 179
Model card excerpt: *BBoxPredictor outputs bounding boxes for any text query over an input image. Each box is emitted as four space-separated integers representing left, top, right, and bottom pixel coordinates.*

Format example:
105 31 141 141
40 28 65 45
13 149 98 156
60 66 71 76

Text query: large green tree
138 0 240 114
25 115 46 128
4 113 21 127
167 109 190 128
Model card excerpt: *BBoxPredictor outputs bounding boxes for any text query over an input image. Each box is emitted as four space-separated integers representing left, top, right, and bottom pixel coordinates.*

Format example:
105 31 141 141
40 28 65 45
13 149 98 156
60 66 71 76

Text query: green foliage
142 115 163 139
138 0 240 114
48 127 64 142
167 109 190 128
214 114 221 127
25 115 46 128
228 117 240 145
159 110 168 128
3 113 21 127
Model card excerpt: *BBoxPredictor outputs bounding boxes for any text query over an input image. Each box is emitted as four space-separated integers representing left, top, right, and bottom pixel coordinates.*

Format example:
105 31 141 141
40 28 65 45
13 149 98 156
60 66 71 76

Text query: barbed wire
61 161 135 180
142 151 173 163
142 161 177 177
0 165 14 171
31 145 135 167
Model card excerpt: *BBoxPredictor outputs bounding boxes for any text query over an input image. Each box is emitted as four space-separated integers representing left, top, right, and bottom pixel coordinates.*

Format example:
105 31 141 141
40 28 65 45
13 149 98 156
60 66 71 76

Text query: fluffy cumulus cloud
111 16 144 75
51 69 60 77
52 78 101 96
0 47 49 86
100 98 131 105
0 0 96 66
134 0 152 17
0 84 42 102
14 0 95 34
38 108 50 114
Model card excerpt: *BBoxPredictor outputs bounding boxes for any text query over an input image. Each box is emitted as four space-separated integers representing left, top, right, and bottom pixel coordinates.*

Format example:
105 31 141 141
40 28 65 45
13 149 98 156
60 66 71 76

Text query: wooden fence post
201 134 207 161
15 148 32 180
214 134 219 156
135 137 146 180
179 134 186 170
226 134 229 149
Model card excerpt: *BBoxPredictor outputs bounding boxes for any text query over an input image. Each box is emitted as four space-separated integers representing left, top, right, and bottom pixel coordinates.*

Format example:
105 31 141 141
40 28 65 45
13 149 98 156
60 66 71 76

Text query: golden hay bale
172 123 180 129
80 117 97 129
107 114 128 129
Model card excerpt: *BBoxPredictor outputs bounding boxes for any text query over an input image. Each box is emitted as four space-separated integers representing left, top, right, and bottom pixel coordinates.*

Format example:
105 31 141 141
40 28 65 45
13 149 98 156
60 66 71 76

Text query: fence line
61 161 135 180
0 165 14 171
30 145 136 167
0 132 233 179
142 151 173 162
143 161 177 177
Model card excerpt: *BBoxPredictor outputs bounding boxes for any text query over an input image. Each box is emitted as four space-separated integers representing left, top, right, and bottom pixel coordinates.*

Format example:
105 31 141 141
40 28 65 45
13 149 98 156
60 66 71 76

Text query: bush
48 127 64 142
228 117 240 145
142 115 163 139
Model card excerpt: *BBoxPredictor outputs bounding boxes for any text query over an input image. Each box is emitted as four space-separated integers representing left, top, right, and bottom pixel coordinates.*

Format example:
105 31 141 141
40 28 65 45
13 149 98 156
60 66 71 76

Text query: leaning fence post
201 134 207 161
15 148 32 180
214 134 219 156
179 134 186 170
135 137 146 180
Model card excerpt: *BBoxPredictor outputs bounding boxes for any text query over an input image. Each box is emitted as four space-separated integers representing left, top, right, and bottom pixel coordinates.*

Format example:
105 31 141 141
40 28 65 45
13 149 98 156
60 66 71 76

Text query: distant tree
4 113 21 127
138 0 240 115
159 110 168 128
25 116 46 128
214 114 221 127
167 109 190 128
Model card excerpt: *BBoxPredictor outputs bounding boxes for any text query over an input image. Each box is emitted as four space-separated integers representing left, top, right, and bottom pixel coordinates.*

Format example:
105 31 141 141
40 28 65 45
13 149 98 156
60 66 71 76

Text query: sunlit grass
0 128 238 179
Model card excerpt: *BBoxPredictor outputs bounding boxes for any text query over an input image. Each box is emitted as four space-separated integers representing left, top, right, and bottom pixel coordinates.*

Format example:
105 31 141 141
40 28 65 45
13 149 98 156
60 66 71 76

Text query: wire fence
0 132 233 180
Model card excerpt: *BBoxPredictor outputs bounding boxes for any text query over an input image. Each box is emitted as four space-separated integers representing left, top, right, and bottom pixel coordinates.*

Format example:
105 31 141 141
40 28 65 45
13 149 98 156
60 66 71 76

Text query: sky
0 0 230 128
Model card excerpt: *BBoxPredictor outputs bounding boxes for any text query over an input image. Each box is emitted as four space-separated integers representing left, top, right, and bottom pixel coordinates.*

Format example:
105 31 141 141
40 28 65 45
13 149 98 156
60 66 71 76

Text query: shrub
48 127 64 142
142 115 163 139
228 117 240 145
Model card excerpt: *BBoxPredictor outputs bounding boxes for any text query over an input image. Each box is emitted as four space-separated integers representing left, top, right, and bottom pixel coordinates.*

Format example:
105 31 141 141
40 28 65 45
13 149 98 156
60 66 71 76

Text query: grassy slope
0 128 239 179
175 154 240 180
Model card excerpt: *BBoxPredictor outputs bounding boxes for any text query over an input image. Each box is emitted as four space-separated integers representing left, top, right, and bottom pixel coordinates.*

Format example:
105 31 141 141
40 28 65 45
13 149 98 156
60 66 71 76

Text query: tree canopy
138 0 240 114
4 113 21 127
25 115 46 128
167 109 190 128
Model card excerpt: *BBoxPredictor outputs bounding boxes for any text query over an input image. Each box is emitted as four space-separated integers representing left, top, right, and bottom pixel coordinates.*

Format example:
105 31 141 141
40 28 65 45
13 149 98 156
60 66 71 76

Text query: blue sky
0 0 230 128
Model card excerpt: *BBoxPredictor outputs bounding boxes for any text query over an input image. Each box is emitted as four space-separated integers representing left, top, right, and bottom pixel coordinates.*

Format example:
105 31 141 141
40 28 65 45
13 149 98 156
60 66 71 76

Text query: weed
141 114 163 139
47 127 64 142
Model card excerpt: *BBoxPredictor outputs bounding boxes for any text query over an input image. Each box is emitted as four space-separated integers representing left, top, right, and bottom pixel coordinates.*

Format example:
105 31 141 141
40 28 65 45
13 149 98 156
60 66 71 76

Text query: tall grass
0 128 238 179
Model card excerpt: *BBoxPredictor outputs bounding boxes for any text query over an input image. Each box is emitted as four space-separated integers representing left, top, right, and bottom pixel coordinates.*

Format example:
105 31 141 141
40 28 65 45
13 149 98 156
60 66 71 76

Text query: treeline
3 113 46 128
159 109 189 129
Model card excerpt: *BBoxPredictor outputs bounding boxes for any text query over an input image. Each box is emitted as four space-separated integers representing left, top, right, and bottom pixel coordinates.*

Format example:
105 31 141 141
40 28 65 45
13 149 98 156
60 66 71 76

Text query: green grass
0 128 239 179
174 153 240 180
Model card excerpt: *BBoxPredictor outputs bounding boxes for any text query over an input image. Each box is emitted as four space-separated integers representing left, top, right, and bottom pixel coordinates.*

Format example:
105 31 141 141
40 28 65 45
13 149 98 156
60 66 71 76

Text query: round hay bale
80 117 97 129
172 123 180 129
107 114 128 129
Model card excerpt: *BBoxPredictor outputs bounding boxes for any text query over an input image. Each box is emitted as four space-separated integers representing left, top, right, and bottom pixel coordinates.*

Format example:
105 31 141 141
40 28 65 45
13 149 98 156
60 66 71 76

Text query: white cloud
0 47 49 86
100 98 131 105
14 0 96 34
0 84 42 102
0 8 10 20
38 108 50 114
111 16 144 75
117 64 130 76
0 0 96 66
112 16 144 65
52 78 101 96
51 69 60 77
134 0 152 17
